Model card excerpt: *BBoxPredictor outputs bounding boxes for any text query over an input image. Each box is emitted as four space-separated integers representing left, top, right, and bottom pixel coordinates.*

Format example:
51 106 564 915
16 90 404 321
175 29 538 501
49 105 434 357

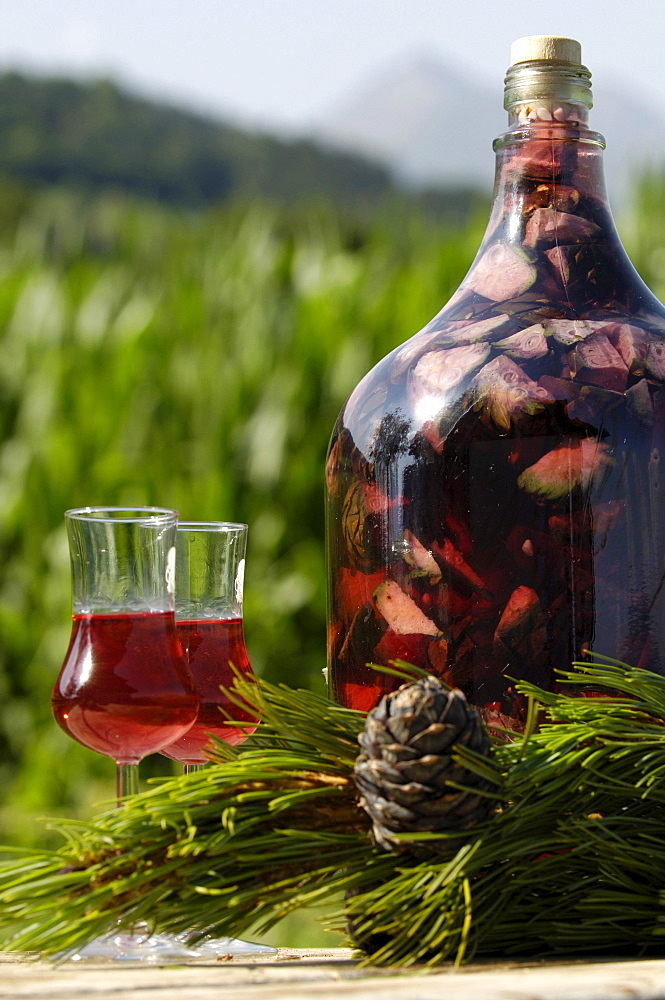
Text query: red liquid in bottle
326 126 665 727
51 612 198 763
160 618 257 765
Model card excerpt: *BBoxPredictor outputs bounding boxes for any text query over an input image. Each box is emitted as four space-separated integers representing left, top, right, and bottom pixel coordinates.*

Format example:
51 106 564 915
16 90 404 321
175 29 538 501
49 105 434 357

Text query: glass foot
65 929 200 962
175 933 275 957
62 928 276 962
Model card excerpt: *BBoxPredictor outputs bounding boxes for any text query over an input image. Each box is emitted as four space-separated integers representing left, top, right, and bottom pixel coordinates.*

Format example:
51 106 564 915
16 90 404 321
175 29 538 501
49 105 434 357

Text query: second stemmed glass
160 521 274 957
160 522 256 769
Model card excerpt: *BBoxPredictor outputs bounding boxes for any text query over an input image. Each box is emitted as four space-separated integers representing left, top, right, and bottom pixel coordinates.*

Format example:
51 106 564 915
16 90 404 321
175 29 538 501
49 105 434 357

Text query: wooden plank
3 950 665 1000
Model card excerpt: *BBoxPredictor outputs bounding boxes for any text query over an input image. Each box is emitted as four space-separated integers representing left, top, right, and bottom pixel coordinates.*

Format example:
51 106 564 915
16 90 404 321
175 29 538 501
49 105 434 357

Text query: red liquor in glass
52 611 198 763
160 617 256 764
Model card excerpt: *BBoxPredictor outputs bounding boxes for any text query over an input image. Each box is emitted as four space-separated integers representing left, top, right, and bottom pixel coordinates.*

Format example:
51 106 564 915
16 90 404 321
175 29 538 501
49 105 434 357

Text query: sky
1 0 662 134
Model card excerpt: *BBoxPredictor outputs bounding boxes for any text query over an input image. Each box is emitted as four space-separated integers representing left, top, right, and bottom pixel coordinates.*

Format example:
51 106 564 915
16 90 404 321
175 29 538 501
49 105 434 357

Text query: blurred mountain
314 55 500 191
4 57 655 222
0 71 483 224
313 52 665 205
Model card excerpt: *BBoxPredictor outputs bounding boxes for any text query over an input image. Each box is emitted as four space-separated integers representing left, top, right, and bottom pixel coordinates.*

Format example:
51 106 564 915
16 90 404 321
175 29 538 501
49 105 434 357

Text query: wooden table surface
3 949 665 1000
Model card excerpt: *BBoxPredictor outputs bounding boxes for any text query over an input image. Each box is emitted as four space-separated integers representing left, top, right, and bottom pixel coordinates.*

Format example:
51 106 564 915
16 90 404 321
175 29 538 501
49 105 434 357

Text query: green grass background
0 175 663 944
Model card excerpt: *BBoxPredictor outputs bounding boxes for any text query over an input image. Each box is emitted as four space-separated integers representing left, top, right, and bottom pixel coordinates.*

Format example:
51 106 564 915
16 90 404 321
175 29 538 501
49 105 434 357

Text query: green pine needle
1 658 665 965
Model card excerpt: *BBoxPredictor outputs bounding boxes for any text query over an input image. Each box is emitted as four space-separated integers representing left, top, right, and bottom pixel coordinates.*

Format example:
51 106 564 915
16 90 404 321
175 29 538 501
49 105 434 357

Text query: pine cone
353 677 496 854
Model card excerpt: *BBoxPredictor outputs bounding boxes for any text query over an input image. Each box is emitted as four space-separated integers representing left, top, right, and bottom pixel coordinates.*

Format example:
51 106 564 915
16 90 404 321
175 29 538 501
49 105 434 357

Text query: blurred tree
0 71 484 224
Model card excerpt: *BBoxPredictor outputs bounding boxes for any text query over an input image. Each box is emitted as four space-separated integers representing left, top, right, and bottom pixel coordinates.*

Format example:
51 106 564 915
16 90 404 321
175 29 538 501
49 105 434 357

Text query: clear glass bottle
326 36 665 727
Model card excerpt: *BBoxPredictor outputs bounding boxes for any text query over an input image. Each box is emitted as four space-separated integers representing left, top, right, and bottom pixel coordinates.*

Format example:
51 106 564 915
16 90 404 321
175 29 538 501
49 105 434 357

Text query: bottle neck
438 51 665 325
503 55 593 129
483 53 618 250
485 121 613 246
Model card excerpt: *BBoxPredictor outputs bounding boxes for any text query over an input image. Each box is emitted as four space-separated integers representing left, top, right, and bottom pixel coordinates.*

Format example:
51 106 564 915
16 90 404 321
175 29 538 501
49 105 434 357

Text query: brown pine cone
353 676 497 854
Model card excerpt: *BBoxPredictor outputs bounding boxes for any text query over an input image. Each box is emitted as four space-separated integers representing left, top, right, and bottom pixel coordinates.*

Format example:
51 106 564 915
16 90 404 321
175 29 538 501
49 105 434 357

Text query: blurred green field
0 174 663 854
0 183 486 844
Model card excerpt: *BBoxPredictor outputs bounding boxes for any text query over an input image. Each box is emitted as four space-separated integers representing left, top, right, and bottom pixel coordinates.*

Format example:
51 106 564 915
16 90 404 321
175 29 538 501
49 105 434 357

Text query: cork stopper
501 34 594 132
510 36 581 67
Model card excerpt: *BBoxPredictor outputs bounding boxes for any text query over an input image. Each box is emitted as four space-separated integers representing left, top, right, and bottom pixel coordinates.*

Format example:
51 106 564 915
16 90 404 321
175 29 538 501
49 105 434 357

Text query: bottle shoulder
330 276 665 470
330 138 665 465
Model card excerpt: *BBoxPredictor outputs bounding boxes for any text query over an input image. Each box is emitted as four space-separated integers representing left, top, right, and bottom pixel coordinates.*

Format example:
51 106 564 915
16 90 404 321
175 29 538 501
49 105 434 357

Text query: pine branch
0 677 372 957
345 656 665 965
2 658 665 966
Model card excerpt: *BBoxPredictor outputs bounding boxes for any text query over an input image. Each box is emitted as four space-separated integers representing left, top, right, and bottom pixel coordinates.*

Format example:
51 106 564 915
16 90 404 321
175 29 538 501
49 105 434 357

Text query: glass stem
184 764 205 775
116 762 139 803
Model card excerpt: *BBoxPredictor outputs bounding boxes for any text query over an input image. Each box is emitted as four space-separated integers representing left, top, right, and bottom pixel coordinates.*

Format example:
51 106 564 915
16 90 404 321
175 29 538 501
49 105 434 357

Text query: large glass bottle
326 36 665 726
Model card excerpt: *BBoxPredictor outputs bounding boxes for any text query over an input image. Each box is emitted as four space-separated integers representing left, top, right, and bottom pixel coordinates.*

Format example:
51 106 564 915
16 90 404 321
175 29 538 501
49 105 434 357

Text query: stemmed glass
160 522 256 769
52 506 200 960
159 521 274 957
